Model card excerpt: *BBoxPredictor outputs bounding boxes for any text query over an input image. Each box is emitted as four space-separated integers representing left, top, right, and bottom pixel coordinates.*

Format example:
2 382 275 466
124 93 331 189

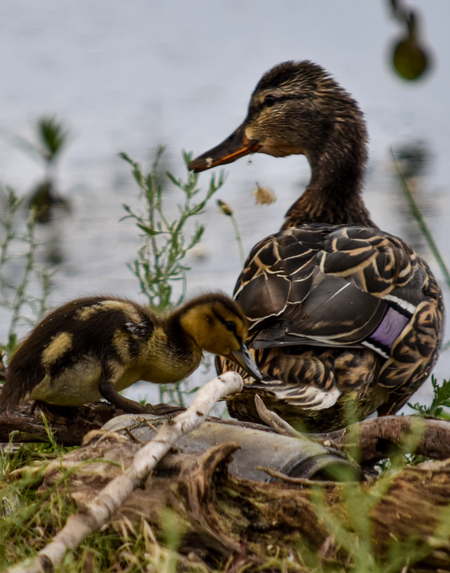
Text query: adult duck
188 61 444 432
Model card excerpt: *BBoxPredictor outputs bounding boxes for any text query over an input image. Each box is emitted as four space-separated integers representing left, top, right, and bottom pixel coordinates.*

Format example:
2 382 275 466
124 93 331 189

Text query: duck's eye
263 95 277 107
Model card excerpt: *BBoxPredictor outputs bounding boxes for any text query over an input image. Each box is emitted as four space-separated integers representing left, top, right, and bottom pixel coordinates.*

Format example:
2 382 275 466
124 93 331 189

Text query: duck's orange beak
188 125 260 173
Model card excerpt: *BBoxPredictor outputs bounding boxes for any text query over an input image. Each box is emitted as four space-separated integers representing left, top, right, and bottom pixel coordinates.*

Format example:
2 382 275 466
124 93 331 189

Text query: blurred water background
1 0 449 409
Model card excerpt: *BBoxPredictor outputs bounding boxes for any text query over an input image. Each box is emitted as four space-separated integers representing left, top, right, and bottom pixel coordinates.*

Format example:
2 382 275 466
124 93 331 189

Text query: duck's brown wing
223 224 444 422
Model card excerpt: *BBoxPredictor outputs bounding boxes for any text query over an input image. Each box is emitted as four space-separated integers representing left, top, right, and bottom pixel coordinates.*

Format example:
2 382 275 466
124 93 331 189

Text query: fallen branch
6 371 243 573
0 401 116 445
254 396 450 464
320 415 450 464
34 431 450 570
255 394 303 437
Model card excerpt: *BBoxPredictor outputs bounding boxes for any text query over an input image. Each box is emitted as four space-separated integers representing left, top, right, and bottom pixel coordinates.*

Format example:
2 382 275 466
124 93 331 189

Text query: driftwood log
32 428 450 571
3 393 450 571
3 398 450 466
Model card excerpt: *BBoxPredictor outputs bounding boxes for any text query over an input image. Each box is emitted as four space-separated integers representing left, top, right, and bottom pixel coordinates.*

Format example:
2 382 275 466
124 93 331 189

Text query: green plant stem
7 212 38 340
442 340 450 353
121 148 225 312
0 188 51 357
229 214 245 267
391 149 450 290
121 148 226 406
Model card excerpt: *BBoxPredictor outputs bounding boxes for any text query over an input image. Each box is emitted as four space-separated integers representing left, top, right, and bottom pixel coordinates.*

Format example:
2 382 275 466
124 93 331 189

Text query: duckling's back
0 297 156 410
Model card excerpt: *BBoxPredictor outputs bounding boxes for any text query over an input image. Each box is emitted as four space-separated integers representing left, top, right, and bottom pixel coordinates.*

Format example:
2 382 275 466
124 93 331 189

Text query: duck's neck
282 136 376 229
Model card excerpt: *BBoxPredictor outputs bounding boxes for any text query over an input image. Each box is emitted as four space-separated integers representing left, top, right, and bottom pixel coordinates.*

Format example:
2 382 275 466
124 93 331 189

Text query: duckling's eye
225 321 236 333
263 95 277 107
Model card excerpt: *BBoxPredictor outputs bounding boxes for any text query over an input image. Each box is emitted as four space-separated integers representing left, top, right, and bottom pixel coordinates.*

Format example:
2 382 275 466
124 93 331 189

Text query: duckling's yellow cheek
228 338 242 353
203 333 241 356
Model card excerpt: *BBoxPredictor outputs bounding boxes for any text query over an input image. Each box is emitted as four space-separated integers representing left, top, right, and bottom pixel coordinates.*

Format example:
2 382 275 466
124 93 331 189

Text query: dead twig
254 395 303 438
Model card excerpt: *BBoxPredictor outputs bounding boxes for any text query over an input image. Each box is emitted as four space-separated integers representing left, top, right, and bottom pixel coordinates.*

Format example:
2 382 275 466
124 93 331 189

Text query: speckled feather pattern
218 223 444 431
0 297 159 408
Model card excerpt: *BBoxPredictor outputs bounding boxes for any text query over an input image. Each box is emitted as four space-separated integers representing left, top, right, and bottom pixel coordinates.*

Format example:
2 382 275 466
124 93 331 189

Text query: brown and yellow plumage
0 294 261 414
189 61 444 432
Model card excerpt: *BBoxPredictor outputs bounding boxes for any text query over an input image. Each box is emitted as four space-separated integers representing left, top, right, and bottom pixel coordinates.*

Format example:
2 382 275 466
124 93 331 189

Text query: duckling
0 293 261 414
188 61 444 432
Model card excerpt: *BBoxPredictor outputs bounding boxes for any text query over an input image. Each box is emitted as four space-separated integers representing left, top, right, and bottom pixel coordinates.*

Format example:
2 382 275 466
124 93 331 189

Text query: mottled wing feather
319 227 421 300
235 228 319 321
237 225 394 347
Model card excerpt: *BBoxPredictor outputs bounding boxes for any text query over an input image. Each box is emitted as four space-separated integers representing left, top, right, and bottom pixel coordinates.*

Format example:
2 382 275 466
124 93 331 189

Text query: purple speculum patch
366 304 412 358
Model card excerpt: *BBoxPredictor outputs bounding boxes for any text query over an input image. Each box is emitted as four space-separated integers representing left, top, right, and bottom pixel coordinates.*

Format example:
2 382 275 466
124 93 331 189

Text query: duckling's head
177 293 262 380
189 60 367 175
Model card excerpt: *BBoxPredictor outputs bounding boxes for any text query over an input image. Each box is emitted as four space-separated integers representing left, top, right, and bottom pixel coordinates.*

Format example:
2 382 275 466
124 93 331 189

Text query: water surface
1 0 449 407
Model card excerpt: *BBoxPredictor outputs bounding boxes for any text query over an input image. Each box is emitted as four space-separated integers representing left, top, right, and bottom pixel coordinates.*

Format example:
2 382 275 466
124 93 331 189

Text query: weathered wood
4 393 450 571
0 400 182 445
37 430 450 571
102 414 360 482
3 399 450 469
0 401 116 445
322 415 450 464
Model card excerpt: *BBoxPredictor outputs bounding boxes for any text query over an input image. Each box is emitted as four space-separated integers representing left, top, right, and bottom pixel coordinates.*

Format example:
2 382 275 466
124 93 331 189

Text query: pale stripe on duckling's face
179 303 247 357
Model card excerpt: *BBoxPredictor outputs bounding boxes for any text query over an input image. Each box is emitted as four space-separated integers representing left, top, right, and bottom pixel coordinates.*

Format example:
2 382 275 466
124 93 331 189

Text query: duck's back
220 223 444 431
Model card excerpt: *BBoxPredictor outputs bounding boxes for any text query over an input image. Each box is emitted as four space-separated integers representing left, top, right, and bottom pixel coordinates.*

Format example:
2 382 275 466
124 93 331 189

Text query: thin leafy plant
14 116 71 223
0 187 51 360
120 148 225 406
408 375 450 419
15 116 70 176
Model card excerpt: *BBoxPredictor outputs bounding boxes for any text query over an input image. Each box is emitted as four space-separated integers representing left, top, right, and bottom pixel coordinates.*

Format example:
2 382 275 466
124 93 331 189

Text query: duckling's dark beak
188 124 261 173
227 343 263 381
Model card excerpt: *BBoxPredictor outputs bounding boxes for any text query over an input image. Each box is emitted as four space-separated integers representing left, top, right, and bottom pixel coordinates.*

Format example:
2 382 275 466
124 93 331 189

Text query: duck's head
189 61 374 227
177 293 262 380
189 60 367 170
